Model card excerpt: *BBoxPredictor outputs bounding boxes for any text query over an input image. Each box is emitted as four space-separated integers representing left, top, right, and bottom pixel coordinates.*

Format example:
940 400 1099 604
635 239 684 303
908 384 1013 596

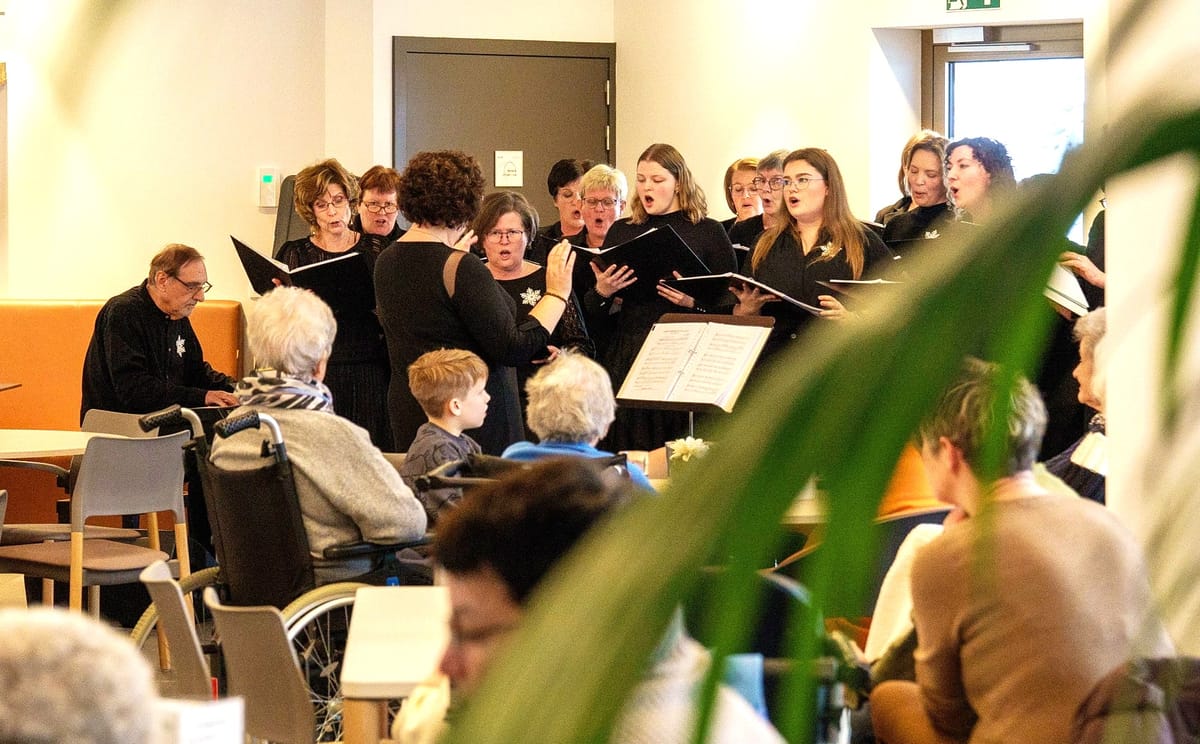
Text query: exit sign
948 0 999 8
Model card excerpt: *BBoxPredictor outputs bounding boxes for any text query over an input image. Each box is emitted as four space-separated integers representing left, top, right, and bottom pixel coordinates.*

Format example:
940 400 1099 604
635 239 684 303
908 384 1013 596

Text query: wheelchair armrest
322 534 433 560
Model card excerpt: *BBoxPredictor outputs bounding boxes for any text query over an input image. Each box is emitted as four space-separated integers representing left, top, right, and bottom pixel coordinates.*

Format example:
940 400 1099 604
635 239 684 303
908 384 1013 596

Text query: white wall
2 0 324 301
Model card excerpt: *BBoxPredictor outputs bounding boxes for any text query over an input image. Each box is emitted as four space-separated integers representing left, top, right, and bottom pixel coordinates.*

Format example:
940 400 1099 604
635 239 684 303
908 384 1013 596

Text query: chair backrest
1073 656 1200 743
204 587 315 744
81 408 159 437
201 447 315 608
138 560 211 700
70 431 189 529
272 174 311 253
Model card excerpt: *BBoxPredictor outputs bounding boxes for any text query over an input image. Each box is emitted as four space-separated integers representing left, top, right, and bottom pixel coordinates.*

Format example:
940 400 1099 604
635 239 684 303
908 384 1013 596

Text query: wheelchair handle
138 404 203 440
214 410 285 447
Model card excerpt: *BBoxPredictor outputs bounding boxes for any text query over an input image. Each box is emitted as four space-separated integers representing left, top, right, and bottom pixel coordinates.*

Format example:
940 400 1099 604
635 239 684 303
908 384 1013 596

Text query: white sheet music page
671 323 767 408
619 322 707 401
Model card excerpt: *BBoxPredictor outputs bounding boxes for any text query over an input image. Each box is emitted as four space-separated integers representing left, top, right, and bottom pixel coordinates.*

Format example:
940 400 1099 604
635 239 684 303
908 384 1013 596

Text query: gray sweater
211 405 427 584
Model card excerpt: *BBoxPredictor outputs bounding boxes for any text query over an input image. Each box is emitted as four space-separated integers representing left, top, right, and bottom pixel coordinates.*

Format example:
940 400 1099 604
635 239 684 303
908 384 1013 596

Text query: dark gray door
393 37 615 227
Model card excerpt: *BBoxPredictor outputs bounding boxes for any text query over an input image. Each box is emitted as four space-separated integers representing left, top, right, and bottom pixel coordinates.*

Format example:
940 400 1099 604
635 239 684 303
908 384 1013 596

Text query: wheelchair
130 405 428 742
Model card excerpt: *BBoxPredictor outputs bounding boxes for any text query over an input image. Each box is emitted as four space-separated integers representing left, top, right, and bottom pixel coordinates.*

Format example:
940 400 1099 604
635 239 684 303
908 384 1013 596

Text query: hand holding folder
572 226 710 299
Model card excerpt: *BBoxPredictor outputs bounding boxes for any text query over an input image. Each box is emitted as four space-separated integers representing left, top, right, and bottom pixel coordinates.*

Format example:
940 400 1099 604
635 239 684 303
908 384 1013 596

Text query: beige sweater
210 405 427 583
911 492 1171 743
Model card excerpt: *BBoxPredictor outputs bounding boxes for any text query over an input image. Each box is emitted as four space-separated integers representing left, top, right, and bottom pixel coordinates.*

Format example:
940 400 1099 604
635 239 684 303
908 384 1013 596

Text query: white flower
668 436 710 462
818 243 834 256
925 229 941 240
520 288 542 306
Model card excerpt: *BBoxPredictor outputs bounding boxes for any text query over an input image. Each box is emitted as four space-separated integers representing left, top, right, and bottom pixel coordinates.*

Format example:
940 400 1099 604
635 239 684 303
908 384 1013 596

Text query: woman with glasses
593 143 737 451
730 149 788 265
530 158 594 263
350 164 406 243
721 157 762 234
376 150 576 455
472 191 594 438
276 157 394 449
736 148 892 359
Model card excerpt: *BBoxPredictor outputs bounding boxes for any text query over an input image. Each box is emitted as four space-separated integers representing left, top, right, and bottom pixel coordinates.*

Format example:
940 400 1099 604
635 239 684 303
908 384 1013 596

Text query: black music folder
231 236 374 312
572 226 709 299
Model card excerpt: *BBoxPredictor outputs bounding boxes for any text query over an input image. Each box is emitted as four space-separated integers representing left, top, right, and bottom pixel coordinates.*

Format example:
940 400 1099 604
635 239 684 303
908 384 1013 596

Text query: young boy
399 349 490 526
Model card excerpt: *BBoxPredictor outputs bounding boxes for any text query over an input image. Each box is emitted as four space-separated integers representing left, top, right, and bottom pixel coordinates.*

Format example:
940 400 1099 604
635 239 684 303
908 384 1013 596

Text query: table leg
343 698 388 744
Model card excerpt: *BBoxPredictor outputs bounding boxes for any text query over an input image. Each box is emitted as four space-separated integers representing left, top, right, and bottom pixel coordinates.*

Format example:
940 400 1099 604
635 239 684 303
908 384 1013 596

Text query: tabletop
342 585 450 699
0 429 106 459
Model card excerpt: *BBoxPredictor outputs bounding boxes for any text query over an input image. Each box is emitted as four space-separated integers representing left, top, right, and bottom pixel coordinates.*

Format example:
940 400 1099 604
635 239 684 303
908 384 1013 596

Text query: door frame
392 37 617 170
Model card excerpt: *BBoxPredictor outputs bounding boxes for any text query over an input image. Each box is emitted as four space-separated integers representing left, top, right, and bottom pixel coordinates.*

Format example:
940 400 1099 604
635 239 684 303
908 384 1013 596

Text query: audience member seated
399 348 489 526
391 458 783 743
870 358 1172 744
501 349 654 491
1044 307 1108 504
0 607 159 744
210 286 426 584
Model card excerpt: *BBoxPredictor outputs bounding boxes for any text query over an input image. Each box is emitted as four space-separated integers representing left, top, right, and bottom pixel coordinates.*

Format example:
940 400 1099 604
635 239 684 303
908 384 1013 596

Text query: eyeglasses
171 276 212 295
362 201 398 214
486 229 526 242
778 176 824 191
313 194 349 212
729 184 759 196
583 197 619 210
557 189 583 203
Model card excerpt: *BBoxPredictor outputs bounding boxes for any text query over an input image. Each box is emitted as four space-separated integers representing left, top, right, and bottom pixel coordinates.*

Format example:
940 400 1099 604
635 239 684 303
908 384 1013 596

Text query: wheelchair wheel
131 566 223 652
281 581 369 743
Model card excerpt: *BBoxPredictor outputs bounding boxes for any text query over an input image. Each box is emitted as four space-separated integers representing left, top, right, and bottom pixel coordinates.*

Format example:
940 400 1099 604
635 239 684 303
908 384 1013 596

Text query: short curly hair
358 164 402 196
524 350 615 444
946 137 1016 192
398 150 485 228
293 158 360 229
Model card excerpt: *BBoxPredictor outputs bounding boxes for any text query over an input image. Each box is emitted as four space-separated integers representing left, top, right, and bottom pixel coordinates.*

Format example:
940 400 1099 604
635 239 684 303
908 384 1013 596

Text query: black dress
585 211 737 451
374 241 552 455
348 213 405 245
728 215 766 272
275 234 394 450
748 227 893 360
530 221 588 264
881 203 955 257
494 264 595 439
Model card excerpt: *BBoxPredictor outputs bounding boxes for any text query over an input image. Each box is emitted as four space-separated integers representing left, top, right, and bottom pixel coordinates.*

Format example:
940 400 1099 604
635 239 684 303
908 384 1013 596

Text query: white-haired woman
1044 307 1108 504
211 286 427 584
501 349 654 491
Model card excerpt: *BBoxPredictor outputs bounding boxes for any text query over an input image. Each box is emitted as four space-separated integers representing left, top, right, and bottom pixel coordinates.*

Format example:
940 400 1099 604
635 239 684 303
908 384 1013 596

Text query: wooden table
341 585 450 744
0 429 106 460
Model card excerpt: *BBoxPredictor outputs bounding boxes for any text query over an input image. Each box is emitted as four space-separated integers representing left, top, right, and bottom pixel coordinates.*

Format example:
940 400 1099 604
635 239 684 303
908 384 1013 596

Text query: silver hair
0 608 158 744
248 286 337 375
525 350 616 444
1073 306 1106 360
580 164 628 205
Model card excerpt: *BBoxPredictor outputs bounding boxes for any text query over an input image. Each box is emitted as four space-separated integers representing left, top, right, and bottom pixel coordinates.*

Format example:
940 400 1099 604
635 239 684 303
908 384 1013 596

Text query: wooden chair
0 430 191 615
204 586 316 744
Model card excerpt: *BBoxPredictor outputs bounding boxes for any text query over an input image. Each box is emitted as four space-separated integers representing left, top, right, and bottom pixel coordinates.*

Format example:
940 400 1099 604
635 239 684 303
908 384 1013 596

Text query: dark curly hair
946 137 1016 192
398 150 485 228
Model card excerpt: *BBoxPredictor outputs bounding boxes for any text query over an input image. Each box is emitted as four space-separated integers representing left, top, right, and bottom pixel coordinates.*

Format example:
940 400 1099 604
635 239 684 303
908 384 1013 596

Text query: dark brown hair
398 150 485 228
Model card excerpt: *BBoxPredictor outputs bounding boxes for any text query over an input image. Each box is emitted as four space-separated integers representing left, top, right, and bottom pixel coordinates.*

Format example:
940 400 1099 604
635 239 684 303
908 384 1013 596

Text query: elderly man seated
501 349 654 491
870 358 1171 744
210 287 427 584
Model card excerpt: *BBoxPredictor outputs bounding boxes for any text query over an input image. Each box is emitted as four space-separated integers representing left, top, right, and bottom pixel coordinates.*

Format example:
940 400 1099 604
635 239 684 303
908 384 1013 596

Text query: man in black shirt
81 244 238 421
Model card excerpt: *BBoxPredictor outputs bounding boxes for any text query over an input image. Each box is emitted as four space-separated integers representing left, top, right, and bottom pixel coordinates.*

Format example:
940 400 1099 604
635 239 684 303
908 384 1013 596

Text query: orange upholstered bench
0 299 243 524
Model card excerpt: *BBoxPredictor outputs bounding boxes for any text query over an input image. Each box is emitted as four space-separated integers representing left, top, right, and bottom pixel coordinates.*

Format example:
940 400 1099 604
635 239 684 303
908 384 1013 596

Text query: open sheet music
1044 264 1090 316
617 315 772 413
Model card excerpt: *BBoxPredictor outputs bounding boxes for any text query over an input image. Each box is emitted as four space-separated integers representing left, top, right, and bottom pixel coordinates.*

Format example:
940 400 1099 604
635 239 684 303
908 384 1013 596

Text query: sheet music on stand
616 314 774 419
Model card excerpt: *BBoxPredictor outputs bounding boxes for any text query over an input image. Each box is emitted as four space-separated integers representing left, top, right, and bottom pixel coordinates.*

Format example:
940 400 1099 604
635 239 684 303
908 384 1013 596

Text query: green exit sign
948 0 999 8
